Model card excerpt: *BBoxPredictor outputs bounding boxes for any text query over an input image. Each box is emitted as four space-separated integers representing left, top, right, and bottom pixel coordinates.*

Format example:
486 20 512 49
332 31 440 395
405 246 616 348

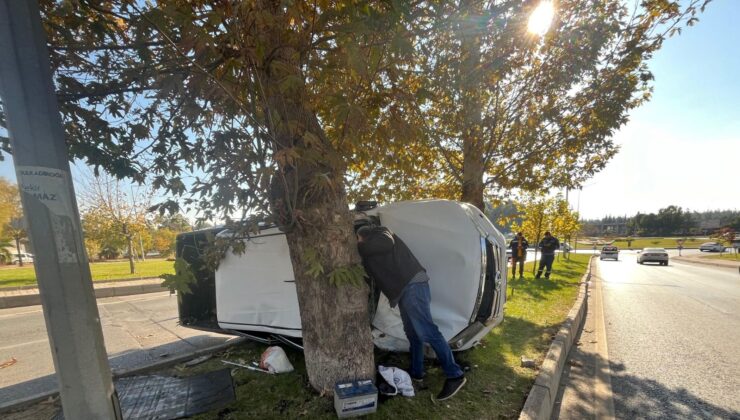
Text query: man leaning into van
356 225 467 401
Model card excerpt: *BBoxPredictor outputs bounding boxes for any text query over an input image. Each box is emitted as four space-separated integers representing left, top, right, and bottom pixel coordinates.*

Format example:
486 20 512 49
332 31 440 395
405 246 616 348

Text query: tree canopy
345 0 710 209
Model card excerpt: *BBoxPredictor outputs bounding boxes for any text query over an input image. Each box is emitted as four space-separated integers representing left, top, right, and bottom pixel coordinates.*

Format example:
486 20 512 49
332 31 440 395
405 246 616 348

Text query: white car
13 253 34 264
699 242 725 252
637 248 669 266
600 246 619 261
176 200 508 352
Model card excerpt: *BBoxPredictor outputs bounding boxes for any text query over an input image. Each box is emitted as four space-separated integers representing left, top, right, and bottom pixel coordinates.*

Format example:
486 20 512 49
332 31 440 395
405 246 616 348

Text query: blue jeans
398 282 463 379
537 254 555 278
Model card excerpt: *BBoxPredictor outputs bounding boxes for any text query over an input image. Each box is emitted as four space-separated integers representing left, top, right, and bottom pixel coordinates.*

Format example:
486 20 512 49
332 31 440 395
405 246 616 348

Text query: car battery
333 379 378 418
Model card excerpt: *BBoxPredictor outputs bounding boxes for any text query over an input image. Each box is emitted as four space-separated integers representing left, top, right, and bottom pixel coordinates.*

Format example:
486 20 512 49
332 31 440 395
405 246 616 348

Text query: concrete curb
0 280 167 310
672 257 739 269
519 256 594 420
0 337 247 414
0 276 163 292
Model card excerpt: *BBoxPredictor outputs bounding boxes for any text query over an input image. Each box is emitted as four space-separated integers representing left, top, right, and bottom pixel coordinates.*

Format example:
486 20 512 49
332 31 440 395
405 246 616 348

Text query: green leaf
160 258 197 295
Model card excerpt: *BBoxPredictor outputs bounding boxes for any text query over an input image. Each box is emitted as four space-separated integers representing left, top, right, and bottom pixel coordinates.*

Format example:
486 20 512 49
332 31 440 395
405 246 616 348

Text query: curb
0 276 163 292
0 280 167 310
672 257 739 269
519 256 593 420
0 337 247 414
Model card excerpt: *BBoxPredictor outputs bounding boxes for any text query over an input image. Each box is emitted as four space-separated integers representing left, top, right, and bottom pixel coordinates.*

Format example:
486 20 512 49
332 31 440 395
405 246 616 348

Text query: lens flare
528 1 555 36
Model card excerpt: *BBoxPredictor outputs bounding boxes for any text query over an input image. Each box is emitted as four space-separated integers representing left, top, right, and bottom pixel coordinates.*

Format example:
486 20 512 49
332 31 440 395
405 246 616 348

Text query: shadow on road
0 333 230 411
560 345 740 420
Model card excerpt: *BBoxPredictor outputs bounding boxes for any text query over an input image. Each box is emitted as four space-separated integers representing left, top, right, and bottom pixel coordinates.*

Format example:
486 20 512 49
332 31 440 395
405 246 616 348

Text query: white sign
16 165 79 263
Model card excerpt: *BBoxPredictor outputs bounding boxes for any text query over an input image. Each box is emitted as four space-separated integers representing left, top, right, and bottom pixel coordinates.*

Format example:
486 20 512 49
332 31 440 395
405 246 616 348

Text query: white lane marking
0 338 48 351
593 261 616 420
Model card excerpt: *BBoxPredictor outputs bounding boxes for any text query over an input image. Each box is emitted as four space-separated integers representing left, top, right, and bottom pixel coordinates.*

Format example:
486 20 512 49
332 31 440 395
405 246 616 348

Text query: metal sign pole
0 1 121 418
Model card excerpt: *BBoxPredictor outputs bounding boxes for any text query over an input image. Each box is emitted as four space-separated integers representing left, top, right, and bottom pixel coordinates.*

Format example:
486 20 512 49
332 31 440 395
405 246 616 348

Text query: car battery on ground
333 379 378 418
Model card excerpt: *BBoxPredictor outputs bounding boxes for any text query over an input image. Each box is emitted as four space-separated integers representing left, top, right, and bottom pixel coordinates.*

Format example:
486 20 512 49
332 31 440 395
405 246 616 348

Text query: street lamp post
0 1 121 418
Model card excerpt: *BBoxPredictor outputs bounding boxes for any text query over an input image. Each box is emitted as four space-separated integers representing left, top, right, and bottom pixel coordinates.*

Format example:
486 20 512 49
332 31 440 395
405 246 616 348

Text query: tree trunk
458 0 486 211
283 199 375 394
256 7 374 393
139 234 146 261
15 237 23 266
123 223 135 274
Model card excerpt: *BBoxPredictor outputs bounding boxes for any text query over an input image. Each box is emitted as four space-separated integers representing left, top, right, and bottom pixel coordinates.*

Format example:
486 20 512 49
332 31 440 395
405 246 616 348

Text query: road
553 251 740 419
0 292 233 406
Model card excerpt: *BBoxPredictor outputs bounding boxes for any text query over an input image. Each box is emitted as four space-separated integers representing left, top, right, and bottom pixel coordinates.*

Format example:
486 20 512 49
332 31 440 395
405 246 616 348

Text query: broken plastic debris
184 355 211 367
222 359 272 374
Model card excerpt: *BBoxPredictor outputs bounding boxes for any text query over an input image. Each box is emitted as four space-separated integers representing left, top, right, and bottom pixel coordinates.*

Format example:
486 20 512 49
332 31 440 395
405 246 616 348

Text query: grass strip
703 253 739 261
174 253 592 419
0 259 175 288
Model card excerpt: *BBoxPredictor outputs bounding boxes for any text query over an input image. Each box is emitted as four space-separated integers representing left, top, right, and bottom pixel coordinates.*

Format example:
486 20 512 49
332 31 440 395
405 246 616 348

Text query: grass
581 237 708 250
169 253 592 419
0 259 175 288
703 252 739 261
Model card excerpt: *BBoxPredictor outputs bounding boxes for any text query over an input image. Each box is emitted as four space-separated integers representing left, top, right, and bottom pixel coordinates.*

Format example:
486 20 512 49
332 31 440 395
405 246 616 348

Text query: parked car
637 248 669 265
699 242 725 252
13 253 34 264
600 246 619 261
176 199 508 353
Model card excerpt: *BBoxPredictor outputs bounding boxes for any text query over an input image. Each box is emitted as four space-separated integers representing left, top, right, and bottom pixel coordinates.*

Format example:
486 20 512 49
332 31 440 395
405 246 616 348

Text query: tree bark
14 237 23 266
256 6 374 393
139 234 146 261
123 223 135 274
458 0 486 211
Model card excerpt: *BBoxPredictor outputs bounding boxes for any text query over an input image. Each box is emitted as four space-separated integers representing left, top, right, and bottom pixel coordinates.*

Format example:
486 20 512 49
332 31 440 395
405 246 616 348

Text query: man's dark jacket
538 236 560 255
357 226 425 306
509 237 529 260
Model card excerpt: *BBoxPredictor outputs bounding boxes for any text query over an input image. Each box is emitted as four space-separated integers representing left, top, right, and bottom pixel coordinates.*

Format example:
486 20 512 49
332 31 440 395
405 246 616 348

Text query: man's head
544 231 552 238
356 225 373 243
517 232 523 237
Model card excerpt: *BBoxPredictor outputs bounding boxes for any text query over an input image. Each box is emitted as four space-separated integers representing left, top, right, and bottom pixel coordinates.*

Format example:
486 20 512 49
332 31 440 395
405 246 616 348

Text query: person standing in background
509 232 528 279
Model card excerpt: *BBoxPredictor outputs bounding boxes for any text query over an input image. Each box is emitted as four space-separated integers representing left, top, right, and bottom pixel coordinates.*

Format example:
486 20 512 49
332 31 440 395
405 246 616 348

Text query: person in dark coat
536 231 560 279
509 232 529 279
356 225 466 401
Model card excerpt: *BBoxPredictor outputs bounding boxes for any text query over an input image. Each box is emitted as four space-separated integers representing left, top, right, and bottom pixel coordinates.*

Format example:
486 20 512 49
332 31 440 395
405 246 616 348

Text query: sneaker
410 373 425 383
436 375 466 401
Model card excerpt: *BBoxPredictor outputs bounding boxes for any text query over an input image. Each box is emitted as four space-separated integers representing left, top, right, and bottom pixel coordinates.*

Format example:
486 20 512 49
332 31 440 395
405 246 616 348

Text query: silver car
600 246 619 261
699 242 725 252
637 248 669 266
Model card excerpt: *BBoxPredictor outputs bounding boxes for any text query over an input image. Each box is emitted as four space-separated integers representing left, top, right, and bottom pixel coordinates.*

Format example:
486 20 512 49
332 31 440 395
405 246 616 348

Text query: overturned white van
176 199 508 352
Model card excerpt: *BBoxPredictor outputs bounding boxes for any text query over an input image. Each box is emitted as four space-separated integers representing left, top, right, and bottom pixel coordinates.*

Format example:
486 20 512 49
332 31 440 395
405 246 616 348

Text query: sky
1 1 738 220
571 0 740 219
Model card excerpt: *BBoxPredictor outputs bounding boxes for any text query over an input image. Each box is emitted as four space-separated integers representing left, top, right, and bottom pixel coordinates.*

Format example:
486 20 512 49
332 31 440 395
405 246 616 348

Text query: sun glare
528 1 555 36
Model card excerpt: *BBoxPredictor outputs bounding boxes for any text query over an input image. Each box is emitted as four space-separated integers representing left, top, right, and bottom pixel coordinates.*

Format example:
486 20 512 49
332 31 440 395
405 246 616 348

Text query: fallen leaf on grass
0 357 17 369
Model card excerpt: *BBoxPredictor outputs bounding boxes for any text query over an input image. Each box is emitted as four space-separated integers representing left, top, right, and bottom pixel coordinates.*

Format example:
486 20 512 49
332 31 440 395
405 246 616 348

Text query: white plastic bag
259 346 294 374
378 365 415 397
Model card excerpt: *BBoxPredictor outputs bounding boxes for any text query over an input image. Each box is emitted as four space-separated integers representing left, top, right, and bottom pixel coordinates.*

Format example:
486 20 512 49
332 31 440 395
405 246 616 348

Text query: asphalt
553 250 740 419
0 291 236 406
